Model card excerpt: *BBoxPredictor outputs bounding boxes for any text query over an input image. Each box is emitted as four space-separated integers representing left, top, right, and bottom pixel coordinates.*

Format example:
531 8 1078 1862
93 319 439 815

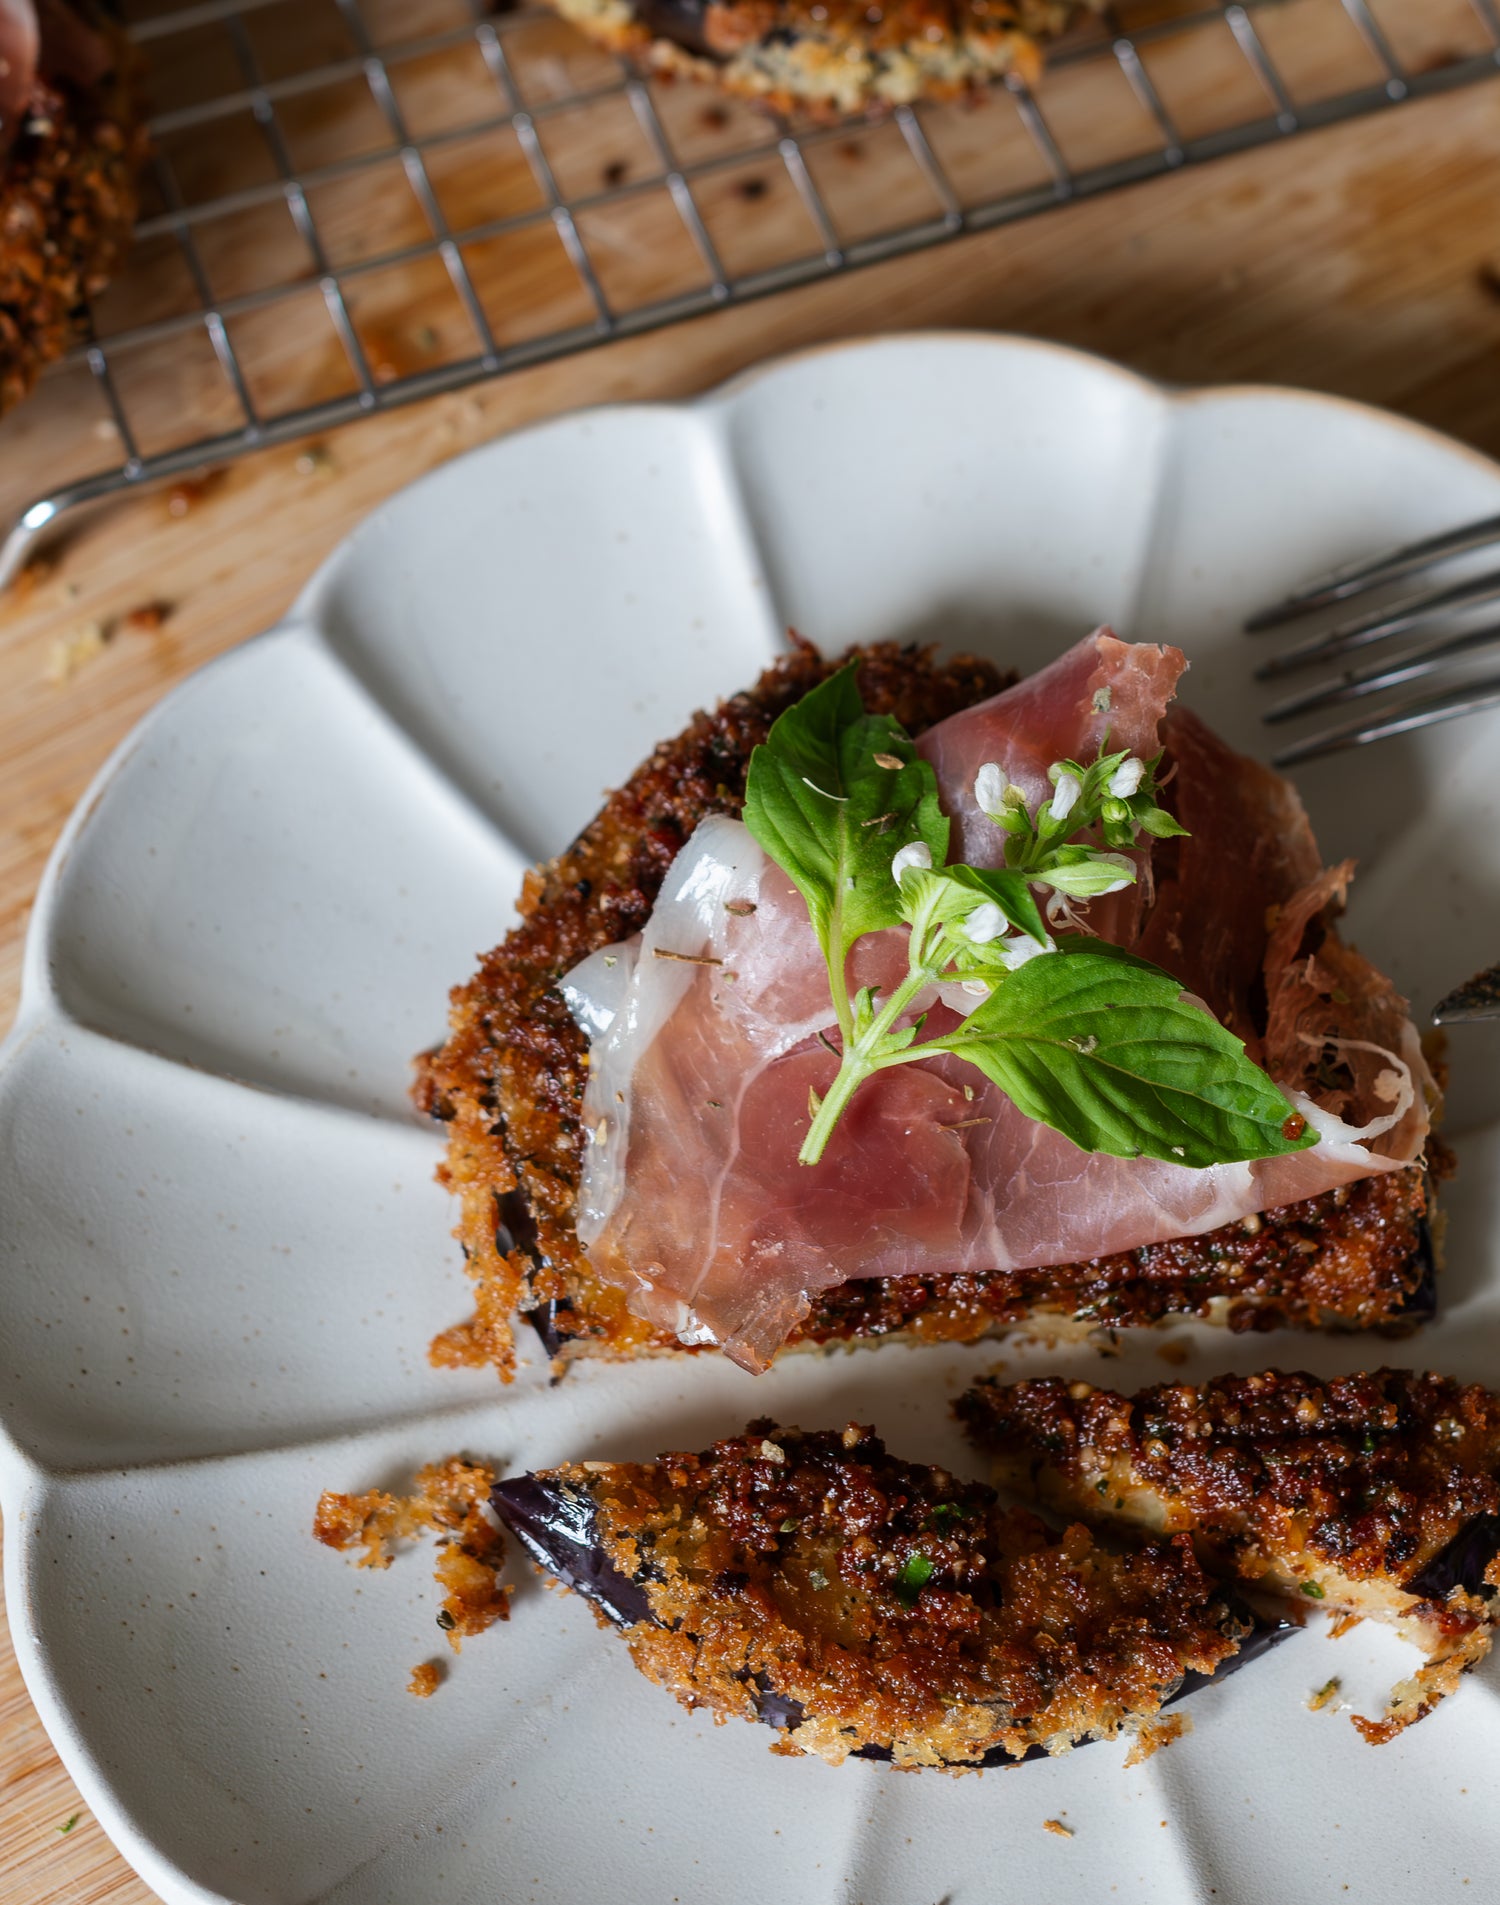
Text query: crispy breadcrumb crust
509 1421 1246 1769
0 18 145 416
548 0 1094 118
314 1456 510 1650
958 1368 1500 1739
414 643 1439 1380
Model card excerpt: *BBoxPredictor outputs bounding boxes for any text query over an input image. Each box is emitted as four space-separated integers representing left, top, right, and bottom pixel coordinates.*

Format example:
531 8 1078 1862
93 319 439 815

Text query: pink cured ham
565 631 1435 1374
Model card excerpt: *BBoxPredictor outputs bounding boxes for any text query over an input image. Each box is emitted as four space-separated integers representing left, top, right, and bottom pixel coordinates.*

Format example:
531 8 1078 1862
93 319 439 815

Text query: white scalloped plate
7 334 1500 1905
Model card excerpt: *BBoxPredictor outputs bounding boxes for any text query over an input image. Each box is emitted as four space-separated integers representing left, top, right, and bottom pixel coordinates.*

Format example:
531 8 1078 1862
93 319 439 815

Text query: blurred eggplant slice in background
959 1367 1500 1743
494 1420 1286 1772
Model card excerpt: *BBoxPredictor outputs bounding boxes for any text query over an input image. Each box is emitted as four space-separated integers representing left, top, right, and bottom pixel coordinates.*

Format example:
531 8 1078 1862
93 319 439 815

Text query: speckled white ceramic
6 335 1500 1905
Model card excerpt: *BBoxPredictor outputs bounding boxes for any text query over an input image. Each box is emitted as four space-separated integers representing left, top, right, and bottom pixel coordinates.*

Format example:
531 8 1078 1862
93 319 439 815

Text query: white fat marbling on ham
565 631 1435 1373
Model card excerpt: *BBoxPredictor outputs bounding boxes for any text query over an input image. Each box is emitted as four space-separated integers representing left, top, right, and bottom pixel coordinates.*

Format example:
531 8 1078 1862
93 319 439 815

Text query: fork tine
1263 619 1500 723
1270 673 1500 767
1253 565 1500 680
1432 962 1500 1026
1245 511 1500 631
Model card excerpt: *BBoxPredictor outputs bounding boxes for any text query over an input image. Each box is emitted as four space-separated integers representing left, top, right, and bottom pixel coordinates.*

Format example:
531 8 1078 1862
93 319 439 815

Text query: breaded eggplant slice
0 4 145 418
493 1421 1280 1771
958 1368 1500 1742
414 641 1439 1381
545 0 1096 120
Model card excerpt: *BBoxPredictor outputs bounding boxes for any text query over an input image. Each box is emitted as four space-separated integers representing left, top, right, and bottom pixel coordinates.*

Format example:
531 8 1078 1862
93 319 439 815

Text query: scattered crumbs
1155 1337 1190 1366
1124 1712 1189 1768
58 1813 80 1835
413 323 439 354
699 102 730 129
295 444 335 478
364 328 405 383
166 473 217 517
736 175 769 202
602 158 628 188
46 620 107 685
11 554 53 600
1307 1676 1341 1712
1043 1818 1073 1839
408 1660 443 1698
313 1456 510 1668
121 599 172 636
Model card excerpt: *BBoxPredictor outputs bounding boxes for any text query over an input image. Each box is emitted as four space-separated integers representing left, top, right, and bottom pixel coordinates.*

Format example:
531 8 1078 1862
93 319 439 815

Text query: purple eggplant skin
493 1474 655 1628
1394 1208 1438 1324
491 1472 1291 1769
1405 1513 1500 1602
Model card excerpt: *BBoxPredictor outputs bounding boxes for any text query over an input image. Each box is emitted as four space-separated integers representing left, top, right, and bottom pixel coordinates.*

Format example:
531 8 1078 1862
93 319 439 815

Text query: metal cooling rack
2 0 1498 586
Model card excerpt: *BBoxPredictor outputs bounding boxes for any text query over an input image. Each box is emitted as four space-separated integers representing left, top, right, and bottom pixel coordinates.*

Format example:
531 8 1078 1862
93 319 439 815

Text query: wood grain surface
3 66 1500 1905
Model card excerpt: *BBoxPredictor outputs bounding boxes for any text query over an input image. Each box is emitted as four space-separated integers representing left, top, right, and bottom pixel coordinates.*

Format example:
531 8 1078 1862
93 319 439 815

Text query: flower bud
973 762 1005 816
890 841 932 883
963 901 1008 944
998 933 1056 971
1107 757 1147 798
1048 771 1081 823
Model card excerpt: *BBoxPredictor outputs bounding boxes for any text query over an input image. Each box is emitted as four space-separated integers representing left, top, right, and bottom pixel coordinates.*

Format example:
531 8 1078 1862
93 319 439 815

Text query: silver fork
1245 511 1500 769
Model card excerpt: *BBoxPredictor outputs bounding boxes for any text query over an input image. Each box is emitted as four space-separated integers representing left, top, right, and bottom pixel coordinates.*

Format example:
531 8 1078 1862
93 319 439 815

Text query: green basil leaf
1134 801 1191 840
930 941 1317 1167
899 863 1049 945
893 1553 935 1607
1036 849 1137 900
743 662 949 965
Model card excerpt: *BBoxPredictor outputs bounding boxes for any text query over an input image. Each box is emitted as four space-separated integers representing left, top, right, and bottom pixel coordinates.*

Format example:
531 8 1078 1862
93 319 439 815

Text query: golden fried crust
415 642 1438 1380
958 1368 1500 1614
548 1422 1244 1768
548 0 1094 118
798 1165 1439 1344
0 21 145 416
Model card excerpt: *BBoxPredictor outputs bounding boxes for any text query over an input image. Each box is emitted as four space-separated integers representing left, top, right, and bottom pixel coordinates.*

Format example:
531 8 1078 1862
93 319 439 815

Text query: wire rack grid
2 0 1498 586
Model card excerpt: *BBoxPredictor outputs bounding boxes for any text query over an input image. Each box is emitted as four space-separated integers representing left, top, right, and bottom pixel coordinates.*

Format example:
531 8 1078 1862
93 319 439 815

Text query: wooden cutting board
3 74 1500 1905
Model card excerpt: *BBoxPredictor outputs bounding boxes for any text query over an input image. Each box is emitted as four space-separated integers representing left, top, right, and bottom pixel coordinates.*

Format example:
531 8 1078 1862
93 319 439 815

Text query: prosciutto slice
566 631 1434 1373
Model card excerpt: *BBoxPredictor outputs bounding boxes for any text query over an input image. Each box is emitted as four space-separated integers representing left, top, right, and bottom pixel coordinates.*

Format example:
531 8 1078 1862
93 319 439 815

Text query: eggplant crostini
958 1368 1500 1741
539 0 1095 119
494 1420 1285 1771
417 635 1440 1380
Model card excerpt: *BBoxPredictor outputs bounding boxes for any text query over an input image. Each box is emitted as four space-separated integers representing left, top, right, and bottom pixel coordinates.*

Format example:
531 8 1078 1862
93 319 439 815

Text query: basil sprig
741 663 1317 1170
743 661 947 1036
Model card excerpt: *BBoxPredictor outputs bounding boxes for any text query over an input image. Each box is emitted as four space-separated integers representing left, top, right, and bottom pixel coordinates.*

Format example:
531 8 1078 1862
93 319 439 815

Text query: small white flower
973 762 1006 815
998 933 1056 971
1107 757 1146 798
890 841 932 882
1048 770 1081 823
963 901 1008 944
